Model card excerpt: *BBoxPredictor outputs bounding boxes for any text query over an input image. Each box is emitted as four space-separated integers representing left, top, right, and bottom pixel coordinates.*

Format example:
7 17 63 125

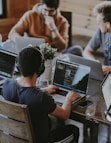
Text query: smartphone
78 100 93 108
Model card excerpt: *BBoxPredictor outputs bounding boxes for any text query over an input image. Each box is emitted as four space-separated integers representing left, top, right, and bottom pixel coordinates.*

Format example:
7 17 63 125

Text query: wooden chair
0 99 36 143
61 11 72 47
0 98 76 143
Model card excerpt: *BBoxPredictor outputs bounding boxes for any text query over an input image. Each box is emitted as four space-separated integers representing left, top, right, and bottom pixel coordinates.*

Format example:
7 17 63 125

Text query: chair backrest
61 11 72 47
0 99 36 143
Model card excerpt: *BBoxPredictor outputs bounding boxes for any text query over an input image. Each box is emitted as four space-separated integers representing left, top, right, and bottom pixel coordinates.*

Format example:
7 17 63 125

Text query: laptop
101 73 111 115
59 54 104 81
0 49 17 85
52 59 91 105
15 36 45 54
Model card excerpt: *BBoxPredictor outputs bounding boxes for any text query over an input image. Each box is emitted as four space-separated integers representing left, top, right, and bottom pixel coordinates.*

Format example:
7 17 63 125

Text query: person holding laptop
8 0 69 52
2 46 80 143
83 1 111 75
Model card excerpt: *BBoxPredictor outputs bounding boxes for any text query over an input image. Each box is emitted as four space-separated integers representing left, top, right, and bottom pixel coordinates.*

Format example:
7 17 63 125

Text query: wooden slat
72 27 95 37
0 100 26 121
0 116 29 140
60 0 100 37
0 131 28 143
72 14 97 31
0 99 34 143
60 0 100 15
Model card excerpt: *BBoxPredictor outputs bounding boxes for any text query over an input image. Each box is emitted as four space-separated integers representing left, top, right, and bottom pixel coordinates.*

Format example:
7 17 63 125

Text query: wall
60 0 101 37
0 0 39 41
0 0 101 41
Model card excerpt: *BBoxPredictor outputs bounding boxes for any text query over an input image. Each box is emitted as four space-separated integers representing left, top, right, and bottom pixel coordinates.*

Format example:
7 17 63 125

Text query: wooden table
70 78 111 143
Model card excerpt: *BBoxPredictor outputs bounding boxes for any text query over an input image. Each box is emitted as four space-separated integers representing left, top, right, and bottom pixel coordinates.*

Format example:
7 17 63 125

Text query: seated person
83 1 111 75
62 45 83 57
2 46 80 143
8 0 69 52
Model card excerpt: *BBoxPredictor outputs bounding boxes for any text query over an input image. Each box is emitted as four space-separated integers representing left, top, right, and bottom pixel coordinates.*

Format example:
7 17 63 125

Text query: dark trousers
49 117 79 143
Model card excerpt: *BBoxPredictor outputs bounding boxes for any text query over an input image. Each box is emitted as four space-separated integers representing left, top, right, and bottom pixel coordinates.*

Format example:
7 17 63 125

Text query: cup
85 103 96 117
37 79 49 88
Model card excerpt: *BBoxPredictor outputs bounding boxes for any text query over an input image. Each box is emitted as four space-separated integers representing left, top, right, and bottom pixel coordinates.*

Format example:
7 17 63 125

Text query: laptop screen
101 73 111 110
0 49 17 77
58 54 104 81
53 60 91 94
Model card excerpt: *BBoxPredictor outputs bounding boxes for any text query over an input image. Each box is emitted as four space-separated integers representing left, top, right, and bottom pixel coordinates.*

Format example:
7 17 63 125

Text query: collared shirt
89 28 111 65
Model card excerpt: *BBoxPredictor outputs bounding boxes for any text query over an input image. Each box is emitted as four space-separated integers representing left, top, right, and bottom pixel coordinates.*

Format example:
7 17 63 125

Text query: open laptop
101 73 111 115
52 59 91 106
59 54 104 81
15 36 45 54
0 49 17 85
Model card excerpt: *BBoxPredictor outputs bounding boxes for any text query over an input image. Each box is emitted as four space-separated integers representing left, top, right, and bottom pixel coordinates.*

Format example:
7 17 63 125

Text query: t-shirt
2 79 56 143
88 28 111 65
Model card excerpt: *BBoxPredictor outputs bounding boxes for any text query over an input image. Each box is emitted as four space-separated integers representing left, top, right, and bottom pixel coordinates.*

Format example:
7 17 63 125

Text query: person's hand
41 85 59 94
66 91 80 103
44 16 56 31
102 65 111 75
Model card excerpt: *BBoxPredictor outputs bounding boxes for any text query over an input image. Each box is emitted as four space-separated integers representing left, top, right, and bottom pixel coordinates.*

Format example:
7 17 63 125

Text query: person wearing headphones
83 1 111 75
2 46 80 143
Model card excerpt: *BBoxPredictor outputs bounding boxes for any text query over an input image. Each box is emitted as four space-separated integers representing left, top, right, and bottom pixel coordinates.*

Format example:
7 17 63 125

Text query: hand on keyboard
42 85 59 94
55 89 68 96
66 91 81 103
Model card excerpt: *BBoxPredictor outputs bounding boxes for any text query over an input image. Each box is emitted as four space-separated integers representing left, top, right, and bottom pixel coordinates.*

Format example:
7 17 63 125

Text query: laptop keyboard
55 89 68 96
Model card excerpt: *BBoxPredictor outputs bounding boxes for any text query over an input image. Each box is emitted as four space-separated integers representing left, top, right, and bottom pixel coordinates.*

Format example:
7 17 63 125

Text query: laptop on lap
52 59 91 106
0 49 17 85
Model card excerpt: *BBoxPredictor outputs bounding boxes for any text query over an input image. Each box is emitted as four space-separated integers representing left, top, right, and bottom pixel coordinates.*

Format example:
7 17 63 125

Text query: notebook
59 54 104 81
0 49 17 85
52 59 91 105
101 73 111 114
15 36 45 54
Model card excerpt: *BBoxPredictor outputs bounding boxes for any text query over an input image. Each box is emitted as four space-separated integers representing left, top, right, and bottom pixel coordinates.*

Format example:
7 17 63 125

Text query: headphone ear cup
37 60 45 77
33 46 45 76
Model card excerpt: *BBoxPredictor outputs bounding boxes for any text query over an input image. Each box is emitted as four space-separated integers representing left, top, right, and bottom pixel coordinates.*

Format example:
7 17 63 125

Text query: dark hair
18 46 43 77
93 1 111 23
41 0 60 9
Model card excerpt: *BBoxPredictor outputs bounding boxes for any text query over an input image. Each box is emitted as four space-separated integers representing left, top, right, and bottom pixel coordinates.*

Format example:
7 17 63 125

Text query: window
0 0 6 18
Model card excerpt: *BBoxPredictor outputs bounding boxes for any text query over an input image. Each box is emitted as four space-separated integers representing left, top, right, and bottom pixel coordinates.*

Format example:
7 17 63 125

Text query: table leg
90 122 99 143
83 121 99 143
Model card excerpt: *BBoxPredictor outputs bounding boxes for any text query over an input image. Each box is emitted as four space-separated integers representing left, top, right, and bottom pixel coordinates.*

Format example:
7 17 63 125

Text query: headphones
33 46 45 77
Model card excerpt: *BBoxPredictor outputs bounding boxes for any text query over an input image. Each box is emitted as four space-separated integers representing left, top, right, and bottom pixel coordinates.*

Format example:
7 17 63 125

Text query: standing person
83 1 111 75
8 0 69 52
2 46 80 143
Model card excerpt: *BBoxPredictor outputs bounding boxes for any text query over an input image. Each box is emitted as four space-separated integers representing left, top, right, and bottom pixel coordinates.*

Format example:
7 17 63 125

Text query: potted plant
39 43 57 60
38 43 57 84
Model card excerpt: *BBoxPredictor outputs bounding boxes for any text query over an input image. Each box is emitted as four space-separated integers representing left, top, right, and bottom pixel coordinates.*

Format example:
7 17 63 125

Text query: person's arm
8 11 31 42
41 85 58 93
83 44 97 61
51 91 80 120
44 15 69 51
83 28 102 61
42 85 80 120
102 65 111 75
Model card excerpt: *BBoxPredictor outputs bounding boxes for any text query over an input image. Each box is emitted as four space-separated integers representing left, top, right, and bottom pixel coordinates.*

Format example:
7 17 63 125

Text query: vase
38 59 52 86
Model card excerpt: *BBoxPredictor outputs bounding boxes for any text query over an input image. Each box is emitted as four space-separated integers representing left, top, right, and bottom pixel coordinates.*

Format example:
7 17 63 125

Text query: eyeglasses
44 8 56 14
